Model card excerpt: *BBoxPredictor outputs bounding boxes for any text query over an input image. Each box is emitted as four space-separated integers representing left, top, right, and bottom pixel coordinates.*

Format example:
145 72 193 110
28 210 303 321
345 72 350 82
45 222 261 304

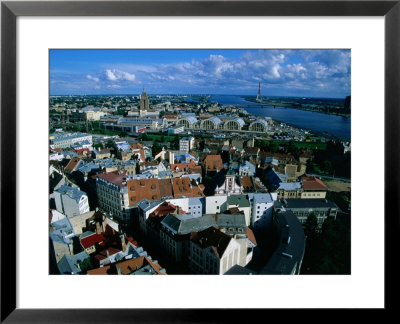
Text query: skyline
50 49 351 98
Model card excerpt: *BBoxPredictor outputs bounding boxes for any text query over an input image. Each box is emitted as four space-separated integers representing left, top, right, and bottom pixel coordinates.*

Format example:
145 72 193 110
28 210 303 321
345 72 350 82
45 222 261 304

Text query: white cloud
107 84 121 89
86 74 99 82
105 69 135 82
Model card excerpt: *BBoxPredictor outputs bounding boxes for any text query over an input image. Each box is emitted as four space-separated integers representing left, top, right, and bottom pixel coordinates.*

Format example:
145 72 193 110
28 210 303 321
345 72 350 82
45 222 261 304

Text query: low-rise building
300 175 328 199
281 198 338 228
226 195 251 226
49 132 93 149
248 192 277 225
54 185 90 217
160 214 216 263
189 227 247 275
238 160 256 177
276 182 303 199
205 194 228 215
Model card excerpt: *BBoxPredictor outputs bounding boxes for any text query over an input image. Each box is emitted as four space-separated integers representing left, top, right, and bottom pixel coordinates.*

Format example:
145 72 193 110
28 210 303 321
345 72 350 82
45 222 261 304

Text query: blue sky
50 49 351 98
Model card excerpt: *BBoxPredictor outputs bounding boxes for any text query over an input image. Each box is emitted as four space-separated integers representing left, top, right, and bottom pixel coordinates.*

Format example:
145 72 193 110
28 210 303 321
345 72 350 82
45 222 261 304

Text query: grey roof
248 193 275 204
181 173 201 182
188 197 204 207
227 195 250 208
50 132 91 143
240 160 255 169
250 119 269 128
77 161 101 173
137 199 162 212
80 231 95 239
179 116 197 124
284 198 338 209
260 210 306 274
158 171 173 178
161 214 216 235
57 251 89 274
54 185 87 203
216 213 246 228
51 217 74 233
224 264 256 275
278 182 302 191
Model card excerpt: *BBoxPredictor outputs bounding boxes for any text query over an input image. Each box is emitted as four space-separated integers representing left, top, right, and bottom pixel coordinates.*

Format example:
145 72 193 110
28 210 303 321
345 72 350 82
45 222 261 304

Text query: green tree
152 142 162 157
78 258 94 273
105 140 115 148
93 143 103 150
304 212 319 239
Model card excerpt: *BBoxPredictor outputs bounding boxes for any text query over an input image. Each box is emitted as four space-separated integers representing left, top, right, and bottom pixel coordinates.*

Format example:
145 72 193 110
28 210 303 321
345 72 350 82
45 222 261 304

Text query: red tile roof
204 155 223 172
80 233 105 249
149 201 180 218
170 160 197 172
301 176 328 191
172 177 204 198
97 170 128 187
74 148 91 156
64 157 80 172
93 247 121 261
246 227 257 246
127 178 168 205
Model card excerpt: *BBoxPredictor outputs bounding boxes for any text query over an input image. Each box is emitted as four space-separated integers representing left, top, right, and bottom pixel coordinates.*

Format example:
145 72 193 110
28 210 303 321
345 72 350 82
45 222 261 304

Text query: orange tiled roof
172 177 204 198
127 178 163 205
64 157 80 172
301 176 328 191
246 227 257 246
87 266 110 275
130 143 143 150
204 155 223 172
149 201 179 218
159 178 174 198
171 159 196 172
241 176 253 189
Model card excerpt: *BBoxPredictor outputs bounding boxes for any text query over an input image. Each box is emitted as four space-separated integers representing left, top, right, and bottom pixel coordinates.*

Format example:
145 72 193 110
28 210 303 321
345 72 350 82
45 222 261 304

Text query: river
209 95 351 140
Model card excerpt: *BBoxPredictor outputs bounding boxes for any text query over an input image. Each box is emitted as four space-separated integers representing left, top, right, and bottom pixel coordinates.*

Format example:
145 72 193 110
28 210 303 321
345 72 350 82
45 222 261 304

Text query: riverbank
245 98 350 118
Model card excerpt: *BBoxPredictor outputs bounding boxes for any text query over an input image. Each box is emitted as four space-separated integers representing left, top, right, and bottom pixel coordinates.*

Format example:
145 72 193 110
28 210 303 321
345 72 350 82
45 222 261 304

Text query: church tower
139 88 149 117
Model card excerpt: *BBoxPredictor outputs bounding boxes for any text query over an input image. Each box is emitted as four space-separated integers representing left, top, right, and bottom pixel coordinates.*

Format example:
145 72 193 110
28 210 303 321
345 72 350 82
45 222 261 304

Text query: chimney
120 234 126 252
96 222 102 235
106 249 110 258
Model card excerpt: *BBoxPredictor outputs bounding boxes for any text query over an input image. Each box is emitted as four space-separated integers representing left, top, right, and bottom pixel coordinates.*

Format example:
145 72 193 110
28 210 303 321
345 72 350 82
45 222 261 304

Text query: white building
53 185 90 218
239 161 256 177
49 132 93 149
179 137 195 153
215 170 243 195
226 195 251 226
189 227 248 275
49 152 64 161
205 195 228 214
248 192 278 225
96 171 133 224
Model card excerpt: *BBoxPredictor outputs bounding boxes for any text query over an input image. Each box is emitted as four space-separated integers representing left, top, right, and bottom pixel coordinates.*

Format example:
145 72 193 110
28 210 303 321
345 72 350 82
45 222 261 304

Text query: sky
50 49 351 98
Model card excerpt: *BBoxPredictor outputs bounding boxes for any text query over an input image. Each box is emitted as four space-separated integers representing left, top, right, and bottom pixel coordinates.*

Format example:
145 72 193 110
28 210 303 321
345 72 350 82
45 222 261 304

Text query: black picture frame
1 0 398 322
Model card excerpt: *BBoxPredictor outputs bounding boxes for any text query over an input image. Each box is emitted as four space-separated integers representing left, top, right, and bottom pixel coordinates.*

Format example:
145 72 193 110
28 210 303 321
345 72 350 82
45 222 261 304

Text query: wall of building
205 195 227 214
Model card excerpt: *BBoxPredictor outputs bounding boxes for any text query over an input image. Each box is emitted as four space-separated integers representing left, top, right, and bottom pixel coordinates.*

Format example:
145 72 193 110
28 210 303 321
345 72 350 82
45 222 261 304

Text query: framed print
1 0 398 322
